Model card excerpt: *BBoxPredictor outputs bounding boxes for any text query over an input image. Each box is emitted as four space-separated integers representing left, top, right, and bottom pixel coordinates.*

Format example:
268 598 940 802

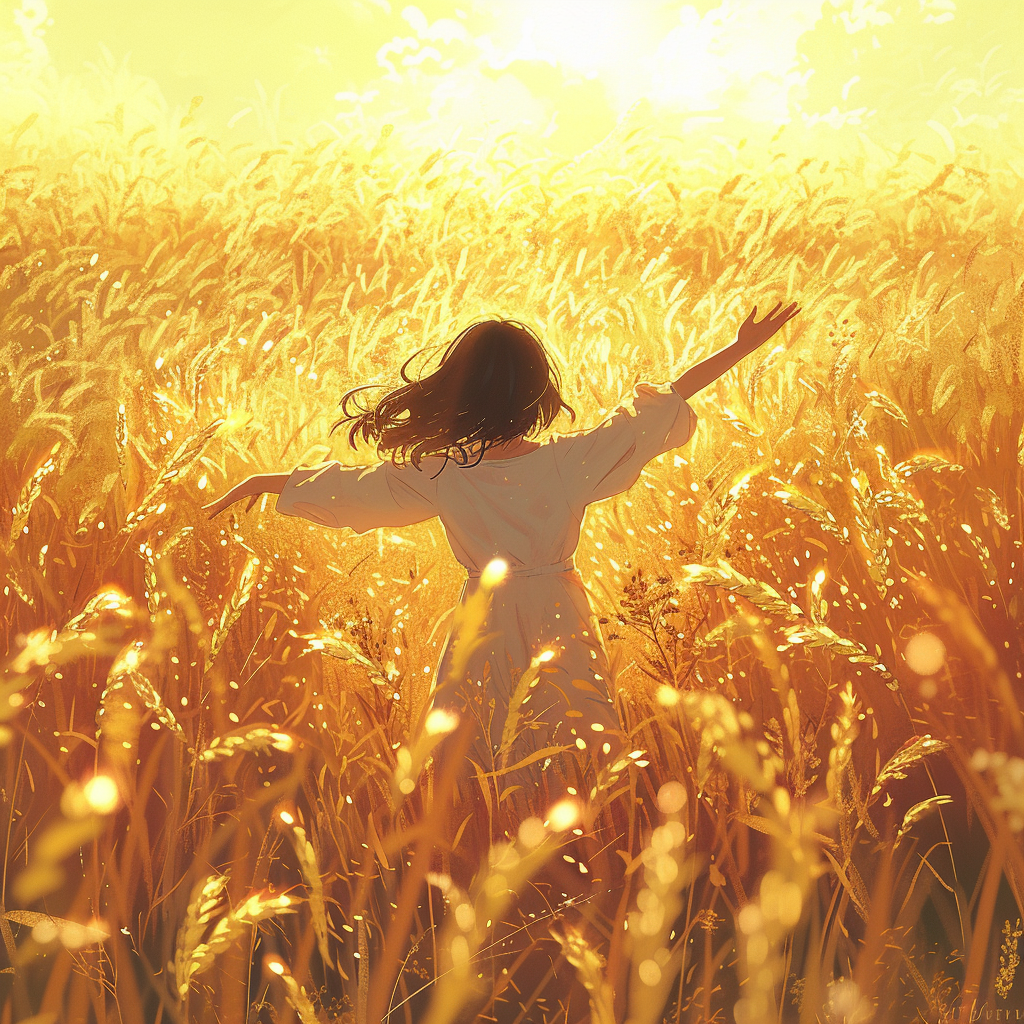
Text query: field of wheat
0 91 1022 1024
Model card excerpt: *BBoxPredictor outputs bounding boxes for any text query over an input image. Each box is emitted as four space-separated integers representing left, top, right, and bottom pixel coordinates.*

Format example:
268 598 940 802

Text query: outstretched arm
203 473 290 519
672 301 799 400
202 462 438 532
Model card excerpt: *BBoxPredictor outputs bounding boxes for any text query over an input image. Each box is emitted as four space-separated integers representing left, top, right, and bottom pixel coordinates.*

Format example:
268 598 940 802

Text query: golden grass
0 84 1022 1024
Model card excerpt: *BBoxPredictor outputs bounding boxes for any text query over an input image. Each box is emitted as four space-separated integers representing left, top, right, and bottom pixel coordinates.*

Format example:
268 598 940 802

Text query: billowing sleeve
552 382 696 513
275 460 438 534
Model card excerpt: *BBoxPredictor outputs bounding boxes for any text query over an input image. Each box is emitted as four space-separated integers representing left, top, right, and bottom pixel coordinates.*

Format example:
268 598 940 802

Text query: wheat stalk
826 681 861 809
418 806 580 1024
779 621 900 691
279 813 331 968
862 389 909 426
180 889 297 996
2 910 108 949
173 873 229 999
771 485 846 540
870 735 949 797
681 560 805 620
623 817 695 1024
550 923 617 1024
60 587 136 634
205 554 262 672
114 416 225 548
124 665 188 744
893 454 964 477
895 795 954 845
673 689 780 796
297 627 388 685
848 466 892 599
7 441 60 551
198 726 295 761
115 401 128 491
267 959 319 1023
498 650 551 766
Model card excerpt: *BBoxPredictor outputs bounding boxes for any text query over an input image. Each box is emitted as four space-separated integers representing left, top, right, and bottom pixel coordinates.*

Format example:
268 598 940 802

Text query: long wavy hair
330 318 576 472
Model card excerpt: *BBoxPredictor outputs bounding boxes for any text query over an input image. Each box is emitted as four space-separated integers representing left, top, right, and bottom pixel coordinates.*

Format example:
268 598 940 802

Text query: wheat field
1 88 1023 1024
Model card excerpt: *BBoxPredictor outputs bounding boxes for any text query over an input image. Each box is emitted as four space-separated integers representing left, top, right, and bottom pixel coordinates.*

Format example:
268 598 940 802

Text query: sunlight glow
904 632 947 676
507 1 628 76
545 798 580 832
82 775 119 815
480 558 508 587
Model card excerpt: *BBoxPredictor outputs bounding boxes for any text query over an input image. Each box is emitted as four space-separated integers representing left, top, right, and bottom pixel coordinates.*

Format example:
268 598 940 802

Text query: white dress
275 382 696 778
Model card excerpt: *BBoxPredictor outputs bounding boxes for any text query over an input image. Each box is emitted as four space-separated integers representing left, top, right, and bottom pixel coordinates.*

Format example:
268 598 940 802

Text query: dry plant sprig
995 918 1022 1000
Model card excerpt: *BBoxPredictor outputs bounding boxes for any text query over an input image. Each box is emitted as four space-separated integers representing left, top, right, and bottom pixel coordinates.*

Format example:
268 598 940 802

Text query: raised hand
734 301 800 355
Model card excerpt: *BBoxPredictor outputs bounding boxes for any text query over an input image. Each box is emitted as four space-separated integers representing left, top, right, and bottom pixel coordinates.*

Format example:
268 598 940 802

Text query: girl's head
332 318 575 469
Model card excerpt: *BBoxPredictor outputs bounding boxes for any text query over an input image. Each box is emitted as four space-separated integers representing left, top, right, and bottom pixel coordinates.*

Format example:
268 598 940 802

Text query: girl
204 303 799 780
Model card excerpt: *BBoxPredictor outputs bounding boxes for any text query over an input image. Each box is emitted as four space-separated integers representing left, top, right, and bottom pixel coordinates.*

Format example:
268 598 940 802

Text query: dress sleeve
552 382 696 512
275 460 438 534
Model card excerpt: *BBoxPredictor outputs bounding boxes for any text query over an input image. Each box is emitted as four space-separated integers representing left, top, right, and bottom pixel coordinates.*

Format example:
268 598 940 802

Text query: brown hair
331 318 576 472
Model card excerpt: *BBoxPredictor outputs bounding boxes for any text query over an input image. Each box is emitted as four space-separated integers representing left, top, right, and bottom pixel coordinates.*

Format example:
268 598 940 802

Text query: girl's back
275 381 697 775
278 382 695 575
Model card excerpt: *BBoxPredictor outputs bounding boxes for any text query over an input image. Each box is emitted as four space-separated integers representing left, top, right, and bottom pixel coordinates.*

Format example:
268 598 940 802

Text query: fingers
757 300 800 324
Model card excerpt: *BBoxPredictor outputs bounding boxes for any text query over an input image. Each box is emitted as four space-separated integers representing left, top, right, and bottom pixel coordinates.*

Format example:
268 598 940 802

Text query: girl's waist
465 557 576 580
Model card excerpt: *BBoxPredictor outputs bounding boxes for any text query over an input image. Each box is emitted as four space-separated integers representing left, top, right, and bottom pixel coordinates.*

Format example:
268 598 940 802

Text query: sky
5 0 825 154
2 0 1020 160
